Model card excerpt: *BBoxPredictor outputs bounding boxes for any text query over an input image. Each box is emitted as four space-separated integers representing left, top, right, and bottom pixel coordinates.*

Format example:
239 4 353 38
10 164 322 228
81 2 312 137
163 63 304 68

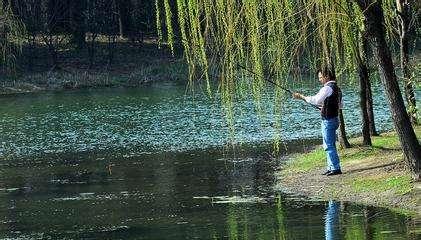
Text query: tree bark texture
358 62 372 146
355 0 420 180
358 31 373 145
365 77 378 136
361 35 379 136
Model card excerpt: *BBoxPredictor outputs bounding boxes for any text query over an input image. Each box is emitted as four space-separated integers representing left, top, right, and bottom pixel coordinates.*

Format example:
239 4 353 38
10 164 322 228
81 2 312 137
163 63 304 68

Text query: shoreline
0 60 188 96
1 40 187 96
275 126 421 216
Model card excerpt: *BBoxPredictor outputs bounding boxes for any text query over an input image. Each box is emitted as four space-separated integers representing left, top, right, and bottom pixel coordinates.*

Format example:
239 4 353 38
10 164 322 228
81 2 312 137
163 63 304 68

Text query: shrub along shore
276 125 421 216
0 41 187 95
0 60 187 95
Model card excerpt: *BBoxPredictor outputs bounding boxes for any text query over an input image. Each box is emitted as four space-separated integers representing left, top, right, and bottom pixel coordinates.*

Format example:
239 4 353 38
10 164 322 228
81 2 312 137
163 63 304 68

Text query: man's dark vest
321 82 341 120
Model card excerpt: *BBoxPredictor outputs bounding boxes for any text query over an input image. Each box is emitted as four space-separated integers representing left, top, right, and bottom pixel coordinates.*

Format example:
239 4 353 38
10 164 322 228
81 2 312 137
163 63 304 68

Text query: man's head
317 66 335 84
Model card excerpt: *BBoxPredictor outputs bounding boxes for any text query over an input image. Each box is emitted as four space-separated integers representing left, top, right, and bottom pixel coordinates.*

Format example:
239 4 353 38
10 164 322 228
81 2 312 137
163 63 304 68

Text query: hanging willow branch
156 0 368 148
0 1 26 75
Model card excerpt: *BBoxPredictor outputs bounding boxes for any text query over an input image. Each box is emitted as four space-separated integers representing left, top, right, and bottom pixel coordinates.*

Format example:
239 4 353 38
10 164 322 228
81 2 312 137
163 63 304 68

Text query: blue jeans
322 117 341 171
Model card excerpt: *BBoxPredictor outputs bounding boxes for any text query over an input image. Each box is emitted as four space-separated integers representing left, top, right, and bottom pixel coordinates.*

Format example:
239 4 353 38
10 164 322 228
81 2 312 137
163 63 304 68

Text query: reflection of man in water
325 200 340 240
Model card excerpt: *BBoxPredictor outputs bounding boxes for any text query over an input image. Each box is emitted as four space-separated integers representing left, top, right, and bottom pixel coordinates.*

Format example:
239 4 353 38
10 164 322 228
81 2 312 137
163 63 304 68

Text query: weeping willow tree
156 0 420 180
382 0 419 124
157 0 356 143
0 1 26 76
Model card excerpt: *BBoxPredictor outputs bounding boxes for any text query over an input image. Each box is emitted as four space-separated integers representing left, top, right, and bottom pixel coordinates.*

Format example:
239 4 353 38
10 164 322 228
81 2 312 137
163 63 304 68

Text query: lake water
0 81 419 239
0 81 399 159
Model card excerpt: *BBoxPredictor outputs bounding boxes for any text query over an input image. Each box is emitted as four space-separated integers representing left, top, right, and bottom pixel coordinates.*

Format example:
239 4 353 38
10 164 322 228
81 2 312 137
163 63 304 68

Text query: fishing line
237 64 321 110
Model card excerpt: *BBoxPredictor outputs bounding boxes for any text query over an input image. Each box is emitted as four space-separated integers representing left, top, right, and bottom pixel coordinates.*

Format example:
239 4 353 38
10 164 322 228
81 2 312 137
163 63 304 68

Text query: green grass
285 148 325 173
349 175 413 196
371 135 400 149
282 125 420 204
285 145 381 174
285 125 420 174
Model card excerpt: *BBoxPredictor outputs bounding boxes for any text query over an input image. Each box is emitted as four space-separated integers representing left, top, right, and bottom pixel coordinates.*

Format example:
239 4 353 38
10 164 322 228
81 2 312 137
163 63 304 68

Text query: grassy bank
276 125 421 215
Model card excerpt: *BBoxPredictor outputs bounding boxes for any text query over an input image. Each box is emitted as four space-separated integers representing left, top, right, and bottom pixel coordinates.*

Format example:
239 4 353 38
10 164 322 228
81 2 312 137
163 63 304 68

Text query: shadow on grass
345 162 398 174
371 145 401 151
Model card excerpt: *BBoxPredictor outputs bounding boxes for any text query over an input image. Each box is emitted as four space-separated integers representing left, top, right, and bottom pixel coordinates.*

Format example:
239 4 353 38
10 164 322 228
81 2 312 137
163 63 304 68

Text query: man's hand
292 92 305 100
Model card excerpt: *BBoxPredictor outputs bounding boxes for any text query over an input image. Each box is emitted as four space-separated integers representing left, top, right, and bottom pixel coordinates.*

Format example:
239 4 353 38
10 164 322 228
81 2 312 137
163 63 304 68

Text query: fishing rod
237 64 321 110
237 64 292 94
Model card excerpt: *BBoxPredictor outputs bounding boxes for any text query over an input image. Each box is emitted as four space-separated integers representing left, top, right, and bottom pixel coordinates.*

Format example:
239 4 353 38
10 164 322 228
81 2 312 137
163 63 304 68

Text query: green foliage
0 1 26 75
155 0 375 148
155 0 163 48
163 0 174 55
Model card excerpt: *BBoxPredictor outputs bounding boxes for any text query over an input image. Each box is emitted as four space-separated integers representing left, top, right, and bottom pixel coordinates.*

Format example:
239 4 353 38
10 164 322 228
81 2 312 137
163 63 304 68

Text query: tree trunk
88 35 96 69
357 30 372 145
70 0 86 48
361 34 379 136
116 0 133 38
107 35 116 68
365 77 379 136
338 109 351 148
397 0 417 125
50 46 58 70
355 0 421 181
358 62 372 146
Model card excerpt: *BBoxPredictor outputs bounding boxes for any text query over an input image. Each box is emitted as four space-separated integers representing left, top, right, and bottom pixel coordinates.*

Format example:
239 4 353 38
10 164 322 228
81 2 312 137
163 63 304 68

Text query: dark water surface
0 81 419 239
0 150 418 239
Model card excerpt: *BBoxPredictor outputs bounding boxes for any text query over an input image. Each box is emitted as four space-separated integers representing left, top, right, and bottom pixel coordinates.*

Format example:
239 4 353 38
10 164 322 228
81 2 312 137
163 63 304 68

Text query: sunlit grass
349 174 413 196
285 148 325 173
285 125 420 174
280 125 420 214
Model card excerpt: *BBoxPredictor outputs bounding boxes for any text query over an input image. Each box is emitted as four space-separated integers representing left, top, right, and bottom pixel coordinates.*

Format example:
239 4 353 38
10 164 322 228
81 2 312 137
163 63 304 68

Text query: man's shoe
326 169 342 176
321 170 331 175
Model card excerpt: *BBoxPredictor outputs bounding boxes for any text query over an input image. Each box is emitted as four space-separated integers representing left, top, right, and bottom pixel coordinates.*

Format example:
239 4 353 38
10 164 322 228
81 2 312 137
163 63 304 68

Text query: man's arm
293 86 332 106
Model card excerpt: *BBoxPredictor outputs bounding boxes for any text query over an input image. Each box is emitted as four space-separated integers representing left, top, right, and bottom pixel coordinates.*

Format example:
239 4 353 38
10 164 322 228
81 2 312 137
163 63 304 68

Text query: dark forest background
1 0 185 90
0 0 420 91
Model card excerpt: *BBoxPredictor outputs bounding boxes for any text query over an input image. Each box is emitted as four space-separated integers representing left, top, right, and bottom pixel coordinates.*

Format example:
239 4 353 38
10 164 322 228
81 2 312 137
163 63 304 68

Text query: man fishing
292 67 343 176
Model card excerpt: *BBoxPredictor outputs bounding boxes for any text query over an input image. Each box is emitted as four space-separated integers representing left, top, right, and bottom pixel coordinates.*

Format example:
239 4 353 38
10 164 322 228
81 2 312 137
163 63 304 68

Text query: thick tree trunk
397 0 417 124
116 0 133 38
338 110 351 148
358 31 372 145
355 0 421 181
358 62 372 146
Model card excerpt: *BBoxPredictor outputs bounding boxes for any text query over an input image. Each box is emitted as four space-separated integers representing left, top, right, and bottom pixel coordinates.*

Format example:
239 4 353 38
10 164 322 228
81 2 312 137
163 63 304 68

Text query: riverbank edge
0 59 188 95
275 125 421 216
